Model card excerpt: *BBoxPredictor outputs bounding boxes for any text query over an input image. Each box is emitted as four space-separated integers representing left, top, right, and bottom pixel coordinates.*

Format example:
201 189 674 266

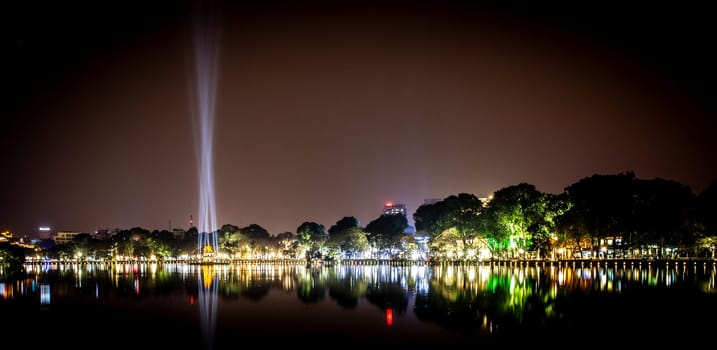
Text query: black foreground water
1 262 715 348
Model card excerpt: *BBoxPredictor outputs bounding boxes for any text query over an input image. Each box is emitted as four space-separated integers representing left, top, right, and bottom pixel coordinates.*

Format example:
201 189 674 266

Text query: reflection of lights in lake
385 308 393 327
198 266 219 350
40 284 50 305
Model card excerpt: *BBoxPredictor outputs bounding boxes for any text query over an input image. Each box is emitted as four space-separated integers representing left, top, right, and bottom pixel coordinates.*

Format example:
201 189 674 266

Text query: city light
192 0 221 260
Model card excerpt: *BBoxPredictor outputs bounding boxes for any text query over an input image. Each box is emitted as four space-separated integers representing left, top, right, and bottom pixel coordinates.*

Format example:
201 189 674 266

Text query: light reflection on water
198 266 218 350
2 262 716 347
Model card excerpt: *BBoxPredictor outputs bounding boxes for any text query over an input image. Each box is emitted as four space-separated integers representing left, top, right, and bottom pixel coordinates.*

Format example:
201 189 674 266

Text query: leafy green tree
111 229 135 257
365 214 408 258
70 233 104 259
297 221 327 260
555 205 591 258
438 193 483 257
150 230 177 258
326 227 370 259
561 172 636 258
71 233 94 254
239 224 272 258
176 227 199 256
399 234 420 260
274 232 296 258
526 193 571 259
480 183 546 258
218 230 241 257
240 224 270 240
415 194 483 256
328 216 360 236
414 201 446 238
697 180 717 257
108 227 155 259
152 229 175 243
221 224 240 234
297 229 313 258
632 178 697 257
296 222 326 241
0 242 26 274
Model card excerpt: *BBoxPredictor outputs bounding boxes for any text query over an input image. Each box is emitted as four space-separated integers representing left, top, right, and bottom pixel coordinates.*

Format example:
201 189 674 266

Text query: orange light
385 202 393 207
386 308 393 327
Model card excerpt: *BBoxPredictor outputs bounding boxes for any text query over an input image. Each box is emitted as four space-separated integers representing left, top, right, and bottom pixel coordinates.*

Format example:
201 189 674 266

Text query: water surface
2 262 715 348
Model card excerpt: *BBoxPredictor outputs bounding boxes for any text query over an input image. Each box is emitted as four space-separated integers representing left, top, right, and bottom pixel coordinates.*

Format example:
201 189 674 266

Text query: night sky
3 0 716 238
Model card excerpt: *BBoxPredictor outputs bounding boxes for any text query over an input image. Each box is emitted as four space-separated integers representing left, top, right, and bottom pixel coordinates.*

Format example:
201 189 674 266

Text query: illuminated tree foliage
238 224 273 257
698 180 717 236
111 227 151 257
697 180 717 257
631 178 698 257
480 183 547 258
0 242 26 274
554 204 591 258
365 214 408 258
297 221 326 260
327 270 369 309
274 232 296 258
218 229 241 256
414 201 444 238
15 172 717 263
560 172 636 257
528 193 571 258
328 216 360 235
441 194 483 255
326 227 369 259
414 193 483 258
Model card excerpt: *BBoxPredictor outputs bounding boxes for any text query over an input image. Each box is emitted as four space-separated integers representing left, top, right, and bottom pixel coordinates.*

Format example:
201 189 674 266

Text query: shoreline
16 257 717 268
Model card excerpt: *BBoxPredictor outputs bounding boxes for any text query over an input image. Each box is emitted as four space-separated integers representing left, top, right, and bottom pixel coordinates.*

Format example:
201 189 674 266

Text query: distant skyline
3 1 716 238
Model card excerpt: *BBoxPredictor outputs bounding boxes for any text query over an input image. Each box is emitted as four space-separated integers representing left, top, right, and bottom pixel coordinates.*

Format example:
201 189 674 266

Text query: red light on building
385 308 393 327
385 202 393 207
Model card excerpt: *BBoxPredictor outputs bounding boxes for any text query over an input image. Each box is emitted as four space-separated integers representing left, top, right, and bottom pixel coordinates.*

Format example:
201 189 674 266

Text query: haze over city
3 0 716 238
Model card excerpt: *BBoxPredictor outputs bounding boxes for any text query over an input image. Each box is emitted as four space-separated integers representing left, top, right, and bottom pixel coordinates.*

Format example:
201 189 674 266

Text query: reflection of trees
365 282 409 314
216 265 281 302
479 271 558 335
330 265 422 313
297 267 326 303
327 269 368 309
16 261 716 344
414 265 487 332
414 266 557 336
217 278 270 301
414 290 483 332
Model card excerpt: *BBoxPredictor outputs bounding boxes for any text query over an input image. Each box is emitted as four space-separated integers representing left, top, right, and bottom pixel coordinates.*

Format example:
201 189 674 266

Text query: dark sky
3 0 716 238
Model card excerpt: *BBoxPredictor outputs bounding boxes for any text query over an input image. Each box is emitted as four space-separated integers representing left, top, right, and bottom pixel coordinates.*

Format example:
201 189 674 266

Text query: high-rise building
383 202 415 234
52 231 82 245
383 202 407 216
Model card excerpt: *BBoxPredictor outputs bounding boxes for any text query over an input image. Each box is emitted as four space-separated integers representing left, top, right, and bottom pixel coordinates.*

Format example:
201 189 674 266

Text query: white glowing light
191 0 221 260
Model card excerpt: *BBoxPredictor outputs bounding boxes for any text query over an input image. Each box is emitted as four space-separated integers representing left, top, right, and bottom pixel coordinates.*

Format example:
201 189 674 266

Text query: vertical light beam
191 0 221 260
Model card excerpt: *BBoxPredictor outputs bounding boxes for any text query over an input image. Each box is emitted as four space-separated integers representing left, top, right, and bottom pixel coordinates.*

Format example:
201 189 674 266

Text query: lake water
1 261 715 348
